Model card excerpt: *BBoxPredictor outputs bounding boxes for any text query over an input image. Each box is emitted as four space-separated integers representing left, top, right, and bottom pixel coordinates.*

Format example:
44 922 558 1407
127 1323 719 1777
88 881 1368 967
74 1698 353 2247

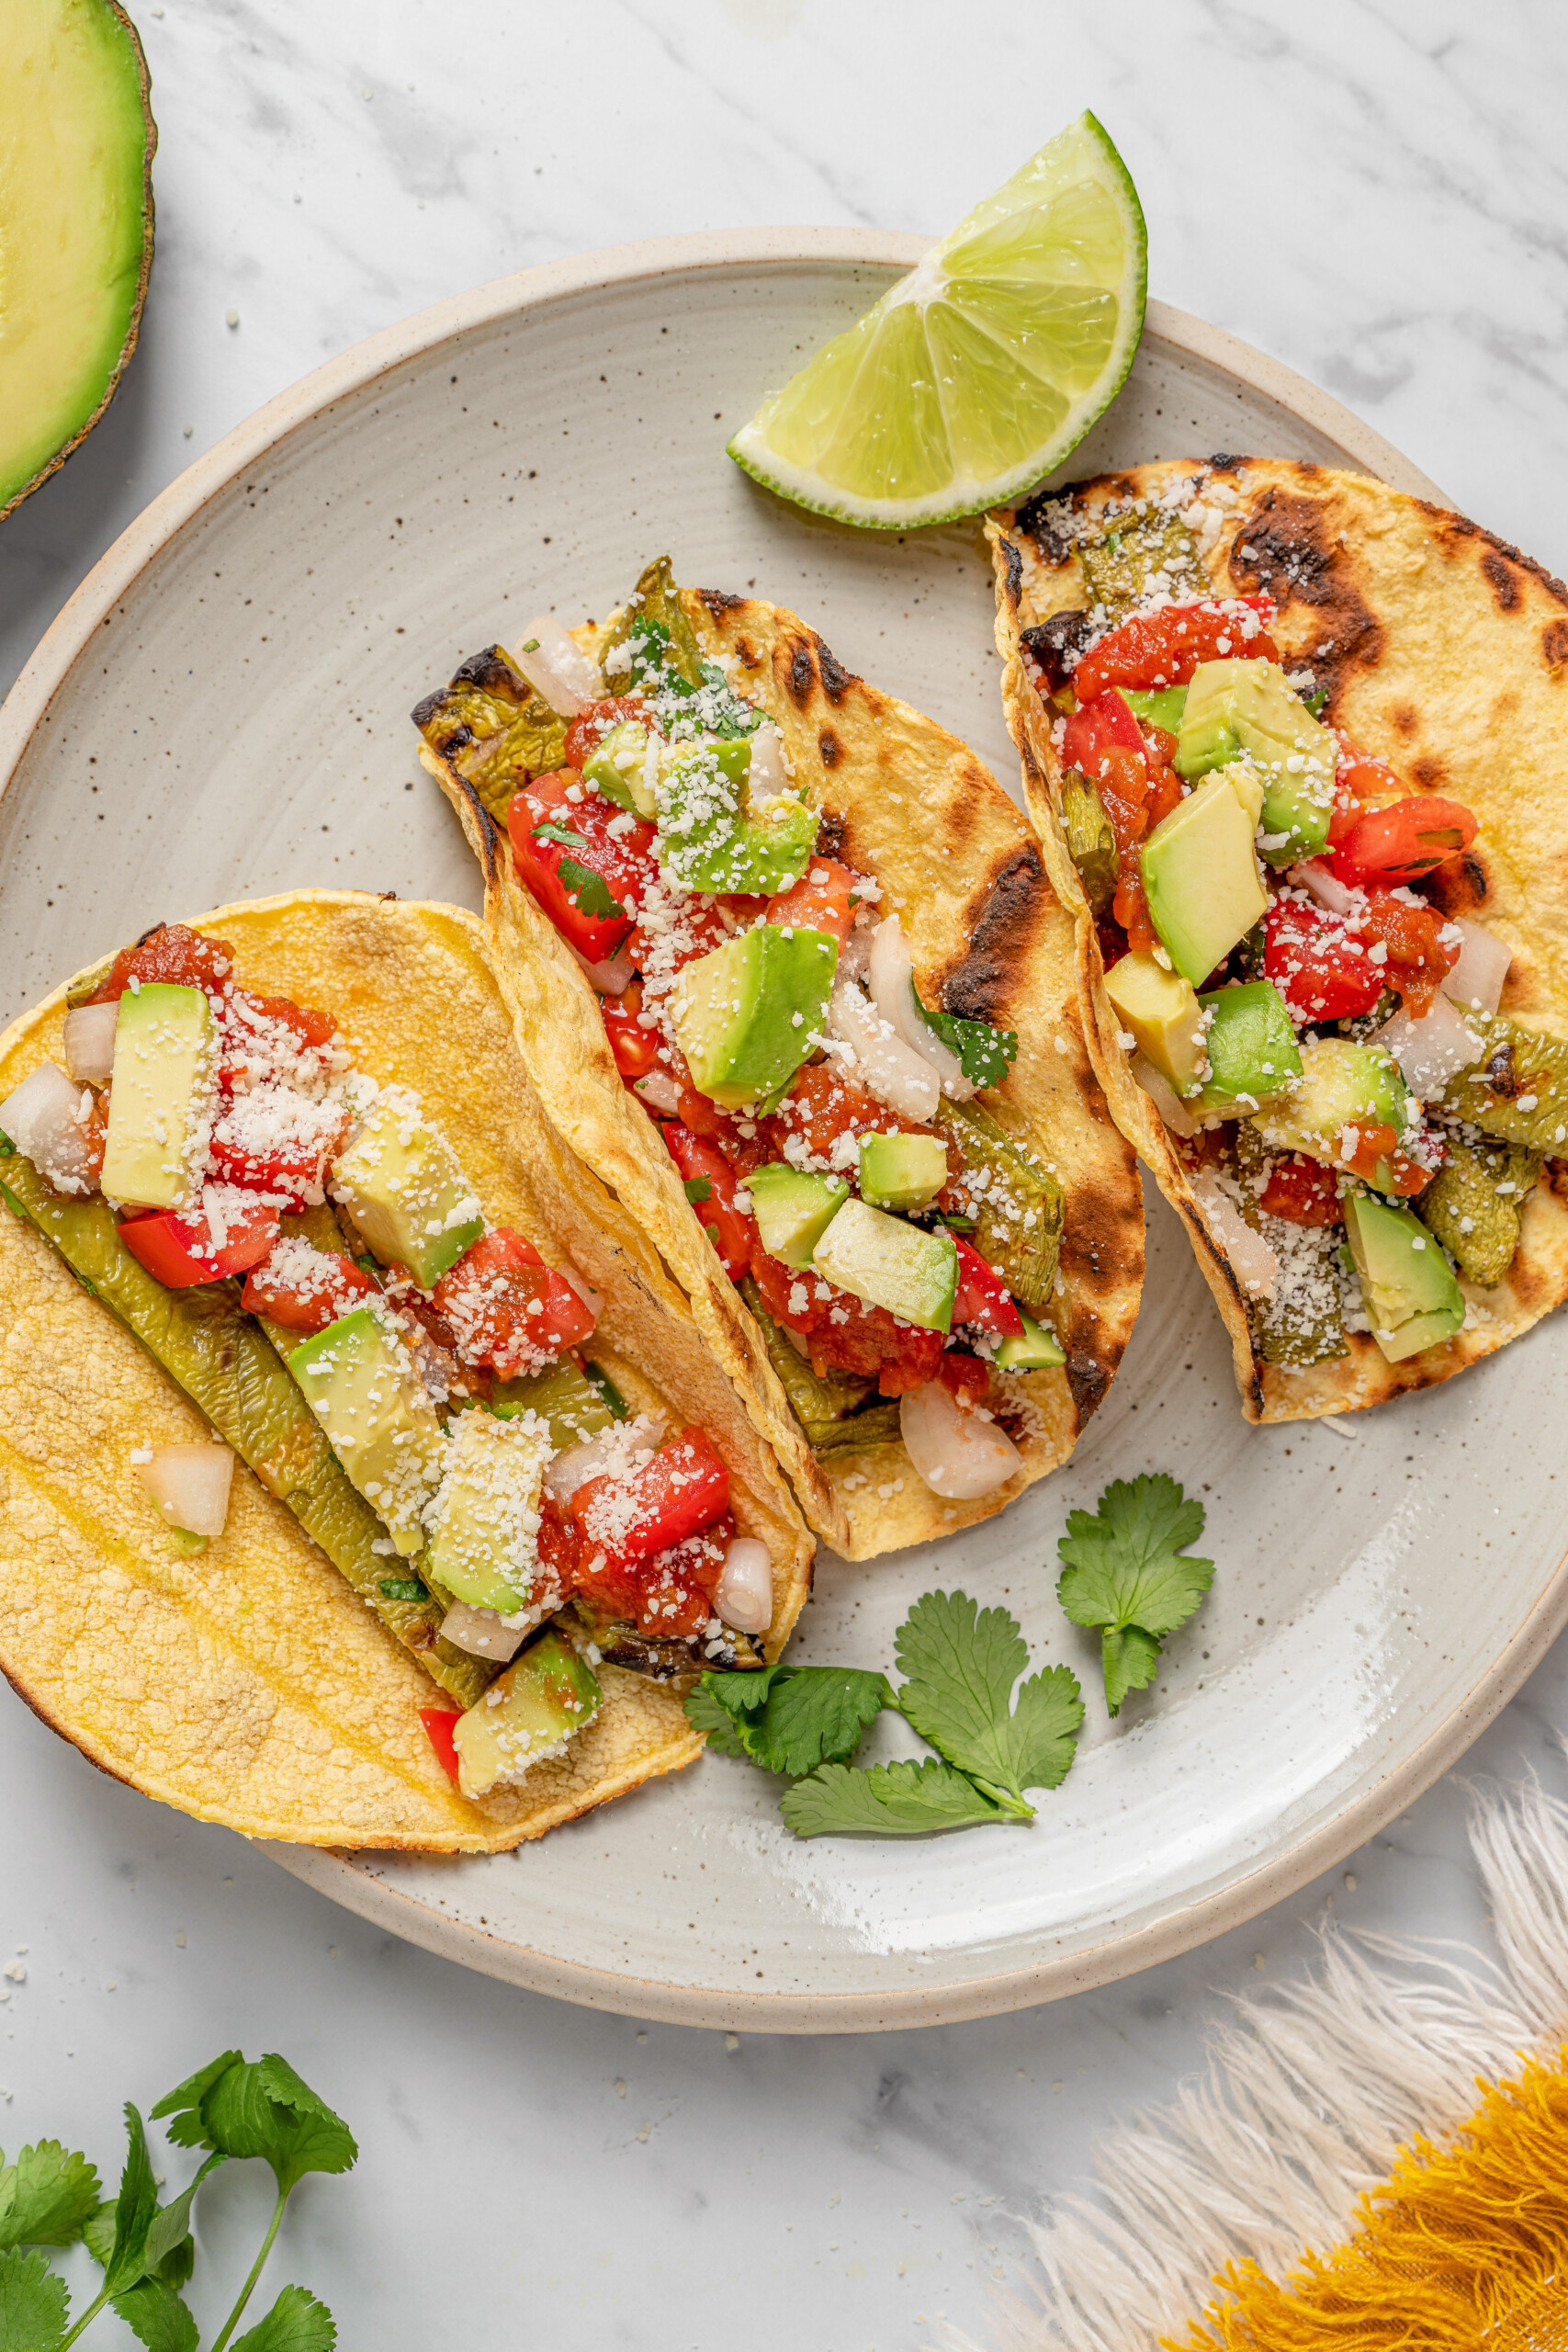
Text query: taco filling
0 917 773 1804
416 562 1079 1517
998 478 1568 1379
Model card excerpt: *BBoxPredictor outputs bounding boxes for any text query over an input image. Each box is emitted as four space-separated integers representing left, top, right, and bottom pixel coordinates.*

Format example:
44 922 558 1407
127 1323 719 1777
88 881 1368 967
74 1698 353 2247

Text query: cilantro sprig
530 825 626 922
1056 1473 1213 1715
910 980 1018 1090
0 2050 354 2350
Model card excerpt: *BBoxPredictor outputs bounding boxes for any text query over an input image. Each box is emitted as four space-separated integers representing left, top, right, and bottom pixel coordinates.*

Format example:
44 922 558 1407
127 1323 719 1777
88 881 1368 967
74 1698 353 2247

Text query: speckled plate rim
7 227 1543 2033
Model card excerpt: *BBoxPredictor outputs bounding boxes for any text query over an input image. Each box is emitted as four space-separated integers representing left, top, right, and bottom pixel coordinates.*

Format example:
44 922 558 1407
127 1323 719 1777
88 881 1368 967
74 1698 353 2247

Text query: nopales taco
414 560 1143 1557
0 893 810 1849
987 458 1568 1419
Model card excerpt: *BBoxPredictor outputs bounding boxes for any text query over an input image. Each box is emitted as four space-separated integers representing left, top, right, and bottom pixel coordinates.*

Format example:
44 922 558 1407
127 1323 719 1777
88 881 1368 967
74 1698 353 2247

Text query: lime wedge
728 113 1146 530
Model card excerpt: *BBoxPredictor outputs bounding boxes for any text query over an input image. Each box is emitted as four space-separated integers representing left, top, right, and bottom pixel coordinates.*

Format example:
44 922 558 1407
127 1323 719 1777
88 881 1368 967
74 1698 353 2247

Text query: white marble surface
4 3 1568 2345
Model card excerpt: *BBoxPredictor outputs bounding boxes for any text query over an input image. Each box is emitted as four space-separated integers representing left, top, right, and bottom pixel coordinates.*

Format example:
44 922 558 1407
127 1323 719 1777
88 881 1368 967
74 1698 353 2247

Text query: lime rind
728 111 1146 531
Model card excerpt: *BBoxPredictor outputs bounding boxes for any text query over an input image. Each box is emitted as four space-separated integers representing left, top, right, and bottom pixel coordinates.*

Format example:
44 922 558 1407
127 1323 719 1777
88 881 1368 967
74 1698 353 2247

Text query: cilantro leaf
894 1591 1083 1813
686 1666 892 1775
82 2202 117 2267
0 2141 101 2250
531 820 594 854
1056 1474 1213 1715
113 2277 198 2352
0 2245 67 2349
911 983 1018 1089
682 1176 712 1204
103 2106 160 2297
781 1759 1006 1838
556 858 625 921
152 2054 356 2199
231 2284 337 2352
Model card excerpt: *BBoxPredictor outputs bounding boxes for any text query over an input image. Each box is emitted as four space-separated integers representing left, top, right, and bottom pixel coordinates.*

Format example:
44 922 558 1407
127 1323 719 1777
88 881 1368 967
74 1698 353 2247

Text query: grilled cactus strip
485 1359 620 1449
738 1273 886 1443
602 554 707 689
806 1401 903 1457
412 643 568 820
0 1147 491 1708
1229 1125 1348 1367
935 1098 1062 1313
566 1599 761 1683
1059 770 1118 916
1434 1011 1568 1153
1418 1131 1541 1287
1077 510 1207 626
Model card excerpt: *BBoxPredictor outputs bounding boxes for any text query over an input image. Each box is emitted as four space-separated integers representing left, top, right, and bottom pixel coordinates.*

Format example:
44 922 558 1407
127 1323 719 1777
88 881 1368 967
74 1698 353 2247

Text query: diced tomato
1336 746 1404 803
747 1242 945 1396
241 1243 379 1334
570 1428 731 1576
1340 1122 1431 1197
661 1123 753 1278
626 895 770 981
507 774 657 963
217 991 338 1093
207 1092 349 1205
1260 1155 1343 1226
1062 685 1146 770
934 1352 995 1411
1357 888 1461 1017
761 1062 941 1170
431 1227 597 1374
1332 796 1478 888
1263 898 1387 1023
536 1496 579 1591
120 1196 281 1288
601 978 659 1080
577 1514 735 1641
766 857 856 950
563 696 656 768
1070 598 1280 701
1063 689 1166 897
419 1709 462 1785
87 923 235 1003
952 1238 1025 1339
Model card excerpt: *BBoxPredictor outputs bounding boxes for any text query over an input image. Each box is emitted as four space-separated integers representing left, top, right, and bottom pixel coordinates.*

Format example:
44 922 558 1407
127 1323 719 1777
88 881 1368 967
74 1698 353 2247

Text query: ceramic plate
5 232 1564 2030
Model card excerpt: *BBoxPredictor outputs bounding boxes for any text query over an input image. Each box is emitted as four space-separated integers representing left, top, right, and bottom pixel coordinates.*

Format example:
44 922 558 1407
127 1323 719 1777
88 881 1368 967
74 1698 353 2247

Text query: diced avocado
331 1088 483 1289
748 1162 850 1267
101 983 215 1209
452 1627 602 1798
1122 685 1188 732
1059 772 1118 918
288 1307 446 1556
1141 773 1268 987
994 1307 1067 1370
673 924 839 1110
1222 756 1265 829
487 1359 617 1448
582 718 657 817
1176 659 1337 861
1343 1192 1464 1363
1254 1038 1411 1187
1197 980 1302 1115
656 736 816 895
859 1132 949 1214
1416 1133 1540 1288
812 1197 957 1333
1104 954 1207 1096
1077 511 1206 624
428 1408 552 1616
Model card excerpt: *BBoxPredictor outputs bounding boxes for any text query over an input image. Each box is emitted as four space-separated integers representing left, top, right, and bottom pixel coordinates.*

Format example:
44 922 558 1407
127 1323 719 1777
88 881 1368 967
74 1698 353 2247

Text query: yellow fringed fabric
1168 2048 1568 2352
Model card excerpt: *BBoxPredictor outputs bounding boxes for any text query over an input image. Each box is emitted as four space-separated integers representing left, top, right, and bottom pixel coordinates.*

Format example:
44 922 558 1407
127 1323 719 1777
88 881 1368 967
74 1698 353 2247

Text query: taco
0 892 811 1850
412 562 1144 1558
987 458 1568 1419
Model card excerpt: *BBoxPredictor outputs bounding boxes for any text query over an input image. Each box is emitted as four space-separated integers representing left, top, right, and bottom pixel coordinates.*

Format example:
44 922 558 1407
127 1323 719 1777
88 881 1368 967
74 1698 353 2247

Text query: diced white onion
513 616 602 718
438 1601 527 1663
867 916 973 1100
1131 1051 1199 1137
714 1537 773 1634
542 1429 624 1502
1439 918 1512 1019
62 1001 118 1086
135 1442 233 1537
747 722 789 796
570 943 637 996
1375 996 1483 1100
898 1379 1023 1500
827 978 941 1123
0 1061 97 1194
1289 857 1358 916
634 1069 684 1117
1190 1170 1280 1301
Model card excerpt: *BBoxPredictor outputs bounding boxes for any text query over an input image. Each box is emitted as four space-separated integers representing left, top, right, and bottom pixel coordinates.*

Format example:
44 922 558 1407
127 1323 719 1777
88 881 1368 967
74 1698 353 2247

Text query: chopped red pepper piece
120 1196 281 1287
570 1428 731 1576
1071 597 1279 702
419 1708 462 1784
1331 796 1478 888
952 1237 1025 1339
1259 1155 1343 1226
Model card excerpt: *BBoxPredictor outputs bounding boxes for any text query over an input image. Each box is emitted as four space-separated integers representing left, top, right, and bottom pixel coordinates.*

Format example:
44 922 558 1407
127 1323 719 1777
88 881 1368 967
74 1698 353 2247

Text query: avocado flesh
674 924 839 1110
288 1308 446 1557
1197 980 1302 1115
0 0 155 522
748 1163 849 1268
1344 1192 1463 1362
1059 773 1118 917
1122 685 1188 732
1104 953 1206 1095
453 1628 602 1798
812 1198 957 1333
1417 1132 1540 1287
0 1149 489 1706
428 1409 550 1615
331 1093 484 1289
858 1132 948 1214
933 1098 1061 1314
1254 1038 1411 1185
102 982 214 1209
656 736 816 895
1141 773 1268 987
994 1307 1067 1370
1176 661 1337 861
582 719 656 817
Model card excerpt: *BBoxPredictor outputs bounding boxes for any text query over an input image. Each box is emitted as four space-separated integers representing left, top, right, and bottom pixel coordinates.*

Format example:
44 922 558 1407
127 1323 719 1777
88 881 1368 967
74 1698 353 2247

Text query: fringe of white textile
951 1775 1568 2352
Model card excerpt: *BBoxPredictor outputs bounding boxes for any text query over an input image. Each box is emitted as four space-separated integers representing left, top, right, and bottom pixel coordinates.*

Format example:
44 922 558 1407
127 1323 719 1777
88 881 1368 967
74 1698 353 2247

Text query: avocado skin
0 1148 490 1708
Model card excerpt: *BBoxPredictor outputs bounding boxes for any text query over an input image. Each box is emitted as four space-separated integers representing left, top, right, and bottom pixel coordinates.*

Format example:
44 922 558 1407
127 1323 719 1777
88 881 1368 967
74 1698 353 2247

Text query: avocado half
0 0 157 524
